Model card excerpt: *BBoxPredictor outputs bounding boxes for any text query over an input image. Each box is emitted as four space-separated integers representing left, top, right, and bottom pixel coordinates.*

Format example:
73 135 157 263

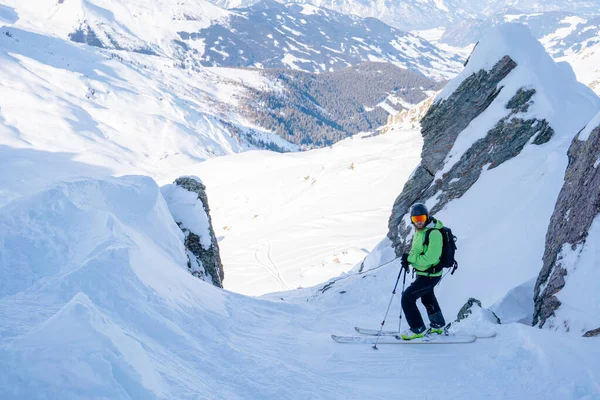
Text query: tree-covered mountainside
245 62 444 147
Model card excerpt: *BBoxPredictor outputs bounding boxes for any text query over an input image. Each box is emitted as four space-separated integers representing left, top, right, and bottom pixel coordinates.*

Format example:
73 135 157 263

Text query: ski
331 334 476 344
354 326 497 339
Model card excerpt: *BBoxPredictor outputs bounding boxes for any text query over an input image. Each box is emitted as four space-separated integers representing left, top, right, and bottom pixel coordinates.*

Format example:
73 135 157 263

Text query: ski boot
399 325 426 341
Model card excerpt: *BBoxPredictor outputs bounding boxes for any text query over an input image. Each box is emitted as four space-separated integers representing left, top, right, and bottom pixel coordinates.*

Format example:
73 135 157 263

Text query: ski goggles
411 214 428 224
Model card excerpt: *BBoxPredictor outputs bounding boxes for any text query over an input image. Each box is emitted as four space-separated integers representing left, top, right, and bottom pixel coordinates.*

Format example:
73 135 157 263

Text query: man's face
411 215 428 231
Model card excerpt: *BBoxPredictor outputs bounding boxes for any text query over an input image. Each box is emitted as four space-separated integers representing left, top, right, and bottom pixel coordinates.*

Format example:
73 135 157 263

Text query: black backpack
423 226 458 275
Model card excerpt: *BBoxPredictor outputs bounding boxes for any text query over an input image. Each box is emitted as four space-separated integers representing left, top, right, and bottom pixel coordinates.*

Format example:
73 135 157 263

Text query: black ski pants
401 274 445 330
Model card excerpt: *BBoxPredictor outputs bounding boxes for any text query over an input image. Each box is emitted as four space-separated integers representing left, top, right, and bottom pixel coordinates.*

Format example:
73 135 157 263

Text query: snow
2 170 600 399
1 5 600 400
411 27 446 42
579 111 600 141
188 128 423 295
299 4 320 16
436 23 600 177
550 216 600 334
376 99 398 114
3 0 231 54
281 24 302 36
433 0 449 12
541 16 587 45
281 52 311 69
0 24 293 182
491 279 535 325
161 179 212 249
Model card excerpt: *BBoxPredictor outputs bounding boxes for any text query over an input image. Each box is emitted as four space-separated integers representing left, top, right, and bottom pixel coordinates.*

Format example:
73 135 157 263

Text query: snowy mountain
439 12 600 94
2 0 464 80
2 0 231 60
206 0 600 31
1 18 600 399
245 63 444 147
193 0 463 80
0 18 296 186
0 0 461 158
440 11 600 54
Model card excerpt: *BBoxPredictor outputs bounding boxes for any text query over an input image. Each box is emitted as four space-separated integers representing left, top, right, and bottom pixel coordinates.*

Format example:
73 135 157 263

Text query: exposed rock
533 119 600 328
387 56 555 255
456 298 501 324
69 23 156 55
382 94 436 132
164 177 224 288
457 298 483 322
583 328 600 337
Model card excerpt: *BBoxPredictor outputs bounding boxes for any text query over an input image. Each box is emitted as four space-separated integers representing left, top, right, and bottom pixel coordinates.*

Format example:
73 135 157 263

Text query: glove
401 253 409 272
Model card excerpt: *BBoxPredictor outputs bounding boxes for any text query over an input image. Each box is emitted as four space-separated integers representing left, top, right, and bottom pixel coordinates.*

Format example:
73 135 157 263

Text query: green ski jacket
407 218 444 277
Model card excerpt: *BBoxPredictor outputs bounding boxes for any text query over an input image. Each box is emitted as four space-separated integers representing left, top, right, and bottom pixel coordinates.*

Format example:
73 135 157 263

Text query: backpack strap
421 228 442 276
423 228 434 247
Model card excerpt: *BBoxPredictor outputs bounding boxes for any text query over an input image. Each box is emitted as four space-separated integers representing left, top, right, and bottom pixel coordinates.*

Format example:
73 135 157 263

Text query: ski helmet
410 203 429 217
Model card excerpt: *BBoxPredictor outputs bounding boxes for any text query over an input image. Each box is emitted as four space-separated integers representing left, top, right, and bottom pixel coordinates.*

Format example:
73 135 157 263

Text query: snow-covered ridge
438 12 600 95
204 0 600 31
0 23 295 181
2 172 599 398
193 0 463 80
2 0 231 57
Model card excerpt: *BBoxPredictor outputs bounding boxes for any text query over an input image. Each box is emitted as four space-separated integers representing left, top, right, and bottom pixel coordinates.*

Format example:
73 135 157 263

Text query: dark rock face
583 327 600 337
456 298 483 322
387 55 555 255
533 121 600 328
69 23 156 55
69 24 104 49
456 298 501 324
174 177 224 288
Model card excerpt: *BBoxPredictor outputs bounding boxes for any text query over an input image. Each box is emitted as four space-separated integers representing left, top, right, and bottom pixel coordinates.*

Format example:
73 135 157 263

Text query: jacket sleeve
407 229 443 271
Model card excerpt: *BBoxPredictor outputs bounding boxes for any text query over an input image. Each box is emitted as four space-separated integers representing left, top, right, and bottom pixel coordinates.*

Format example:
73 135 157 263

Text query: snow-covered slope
2 0 230 58
0 21 295 181
1 15 600 400
1 160 600 399
439 12 600 94
3 0 464 80
194 1 463 80
206 0 600 31
184 129 423 295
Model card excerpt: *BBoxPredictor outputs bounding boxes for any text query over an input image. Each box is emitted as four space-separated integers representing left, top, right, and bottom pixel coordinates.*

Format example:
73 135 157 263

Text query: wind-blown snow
1 6 600 400
161 178 212 249
1 173 599 399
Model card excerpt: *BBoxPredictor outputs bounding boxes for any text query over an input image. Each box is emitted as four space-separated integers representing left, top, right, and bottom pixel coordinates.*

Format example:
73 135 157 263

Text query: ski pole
398 268 407 333
372 265 407 350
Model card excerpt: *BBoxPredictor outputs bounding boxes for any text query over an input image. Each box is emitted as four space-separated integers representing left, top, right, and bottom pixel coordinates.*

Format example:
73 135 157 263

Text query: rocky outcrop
162 177 224 288
387 55 555 255
382 95 436 132
456 298 501 324
533 118 600 328
583 328 600 337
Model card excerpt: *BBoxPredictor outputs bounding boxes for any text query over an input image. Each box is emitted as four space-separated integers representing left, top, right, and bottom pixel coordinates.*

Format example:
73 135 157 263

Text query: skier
399 203 447 340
